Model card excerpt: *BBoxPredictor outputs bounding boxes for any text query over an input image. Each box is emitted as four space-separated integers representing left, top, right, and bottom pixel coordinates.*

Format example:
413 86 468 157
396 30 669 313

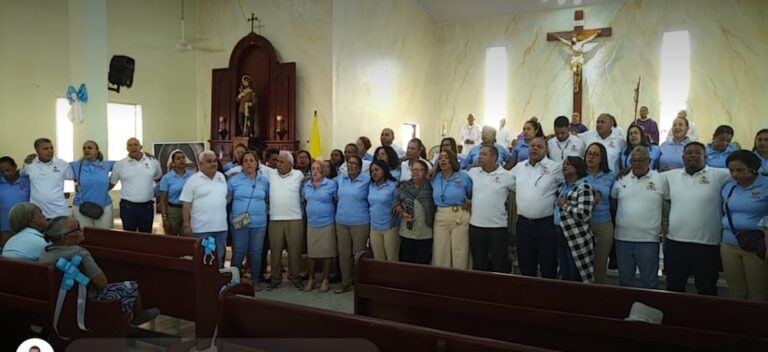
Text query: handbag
725 186 767 260
76 162 104 219
232 180 256 230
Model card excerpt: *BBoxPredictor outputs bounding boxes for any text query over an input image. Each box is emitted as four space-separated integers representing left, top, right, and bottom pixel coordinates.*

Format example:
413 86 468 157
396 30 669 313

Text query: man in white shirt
459 113 481 155
467 145 515 273
580 113 626 173
548 116 586 164
663 142 731 295
497 118 513 151
377 128 406 159
22 138 74 218
179 150 228 267
338 143 371 176
399 138 432 182
261 151 305 290
110 138 162 233
510 137 564 278
611 146 666 289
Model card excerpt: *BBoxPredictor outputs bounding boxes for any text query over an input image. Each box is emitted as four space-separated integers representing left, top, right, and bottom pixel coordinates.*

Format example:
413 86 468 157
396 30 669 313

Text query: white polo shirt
399 158 432 182
611 170 666 242
179 171 228 233
110 154 162 203
547 134 586 164
22 157 74 218
511 157 564 219
338 159 372 177
262 167 304 220
580 128 626 173
664 167 731 245
467 165 514 228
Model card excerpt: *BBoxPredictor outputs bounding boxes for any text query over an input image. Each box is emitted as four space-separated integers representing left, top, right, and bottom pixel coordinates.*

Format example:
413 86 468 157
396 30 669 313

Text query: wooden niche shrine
210 29 297 163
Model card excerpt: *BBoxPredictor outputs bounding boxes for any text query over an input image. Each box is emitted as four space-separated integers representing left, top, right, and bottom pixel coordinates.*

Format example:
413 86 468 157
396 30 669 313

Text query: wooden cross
546 10 612 118
248 13 264 34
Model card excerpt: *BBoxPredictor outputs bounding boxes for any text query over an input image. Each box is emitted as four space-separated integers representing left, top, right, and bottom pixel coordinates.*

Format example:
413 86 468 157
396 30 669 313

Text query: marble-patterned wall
432 0 768 147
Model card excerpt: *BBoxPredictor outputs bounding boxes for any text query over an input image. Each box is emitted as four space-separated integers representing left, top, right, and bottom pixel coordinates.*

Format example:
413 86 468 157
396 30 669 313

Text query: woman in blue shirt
223 143 247 177
374 145 401 181
334 155 370 293
506 118 544 169
227 151 269 289
431 150 472 269
752 129 768 176
658 117 691 171
303 160 337 292
620 125 660 171
158 150 192 236
0 156 30 245
721 150 768 301
70 141 115 229
584 142 615 284
368 160 399 262
705 125 737 168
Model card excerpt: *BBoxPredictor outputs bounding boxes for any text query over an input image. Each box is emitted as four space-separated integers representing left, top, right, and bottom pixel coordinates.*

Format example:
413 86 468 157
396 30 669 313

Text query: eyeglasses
630 158 649 163
62 226 83 236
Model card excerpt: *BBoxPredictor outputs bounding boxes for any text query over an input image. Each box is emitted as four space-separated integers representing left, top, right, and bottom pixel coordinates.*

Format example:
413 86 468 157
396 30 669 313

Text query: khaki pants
268 219 304 282
591 222 615 284
73 204 114 229
370 227 399 261
721 242 768 301
433 207 470 269
165 206 184 236
336 223 370 286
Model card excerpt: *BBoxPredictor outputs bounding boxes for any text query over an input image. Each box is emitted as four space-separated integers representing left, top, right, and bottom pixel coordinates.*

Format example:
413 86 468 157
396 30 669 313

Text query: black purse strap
724 185 739 233
243 177 257 211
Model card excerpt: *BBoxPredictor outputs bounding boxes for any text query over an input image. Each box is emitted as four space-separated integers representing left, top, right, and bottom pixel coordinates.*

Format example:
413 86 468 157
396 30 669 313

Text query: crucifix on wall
547 10 612 117
247 13 265 34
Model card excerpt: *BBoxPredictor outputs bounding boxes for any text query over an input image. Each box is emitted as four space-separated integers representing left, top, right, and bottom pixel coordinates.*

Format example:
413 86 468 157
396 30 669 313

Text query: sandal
334 284 352 294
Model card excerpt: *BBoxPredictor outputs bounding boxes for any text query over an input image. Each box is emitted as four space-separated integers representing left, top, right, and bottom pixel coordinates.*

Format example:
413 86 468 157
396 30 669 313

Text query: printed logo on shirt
52 166 60 173
752 191 761 199
699 175 710 185
647 181 657 191
609 141 615 148
453 180 464 188
570 145 577 151
144 162 150 169
541 166 550 174
494 176 502 184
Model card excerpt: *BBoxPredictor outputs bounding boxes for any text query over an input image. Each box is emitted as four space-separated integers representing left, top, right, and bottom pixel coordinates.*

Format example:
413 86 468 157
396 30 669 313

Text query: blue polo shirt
658 138 690 171
1 227 46 260
705 144 737 169
620 145 661 170
223 162 239 173
721 176 768 245
461 143 509 169
510 139 530 164
757 151 768 176
431 170 472 207
368 180 397 231
335 173 371 226
0 175 30 232
363 153 373 161
389 168 401 181
303 178 337 228
159 170 193 205
227 173 269 228
70 160 115 207
585 171 615 224
554 180 585 226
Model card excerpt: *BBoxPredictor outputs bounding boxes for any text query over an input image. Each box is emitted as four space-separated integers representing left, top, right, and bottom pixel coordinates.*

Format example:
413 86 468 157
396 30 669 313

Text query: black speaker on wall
108 55 135 93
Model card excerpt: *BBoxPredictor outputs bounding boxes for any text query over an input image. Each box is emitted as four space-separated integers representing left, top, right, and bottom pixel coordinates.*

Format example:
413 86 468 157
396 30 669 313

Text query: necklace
440 172 454 202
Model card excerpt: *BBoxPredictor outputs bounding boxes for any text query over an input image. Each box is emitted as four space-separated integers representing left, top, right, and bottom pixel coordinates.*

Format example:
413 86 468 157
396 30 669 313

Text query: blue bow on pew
202 236 216 265
54 255 90 339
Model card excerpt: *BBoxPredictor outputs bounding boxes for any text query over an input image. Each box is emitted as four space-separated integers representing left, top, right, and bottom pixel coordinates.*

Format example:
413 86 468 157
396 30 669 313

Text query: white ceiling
417 0 624 23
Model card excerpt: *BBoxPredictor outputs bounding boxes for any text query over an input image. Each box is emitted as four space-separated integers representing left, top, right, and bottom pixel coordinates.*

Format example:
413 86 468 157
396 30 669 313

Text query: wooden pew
0 256 128 351
202 285 551 352
354 252 768 351
81 228 230 344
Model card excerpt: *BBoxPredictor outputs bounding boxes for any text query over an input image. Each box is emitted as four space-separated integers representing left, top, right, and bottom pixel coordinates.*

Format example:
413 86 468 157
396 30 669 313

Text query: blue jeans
231 227 267 277
556 227 581 281
119 200 154 233
194 231 228 268
615 240 659 289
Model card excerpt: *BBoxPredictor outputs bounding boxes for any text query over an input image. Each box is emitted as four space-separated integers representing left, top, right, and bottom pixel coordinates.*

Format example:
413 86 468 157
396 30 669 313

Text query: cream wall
432 0 768 148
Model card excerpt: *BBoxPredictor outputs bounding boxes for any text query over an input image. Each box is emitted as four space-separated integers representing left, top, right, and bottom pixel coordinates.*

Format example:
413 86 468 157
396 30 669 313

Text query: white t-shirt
22 157 74 218
338 159 372 177
611 170 666 242
511 157 564 219
262 167 304 220
580 128 626 173
399 158 432 182
179 171 228 233
110 154 162 203
459 124 482 154
467 165 515 228
664 167 731 245
497 127 513 149
547 134 586 164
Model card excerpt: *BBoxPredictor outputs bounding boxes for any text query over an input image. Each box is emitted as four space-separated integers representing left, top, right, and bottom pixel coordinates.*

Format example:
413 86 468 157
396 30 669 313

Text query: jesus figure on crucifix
555 30 601 93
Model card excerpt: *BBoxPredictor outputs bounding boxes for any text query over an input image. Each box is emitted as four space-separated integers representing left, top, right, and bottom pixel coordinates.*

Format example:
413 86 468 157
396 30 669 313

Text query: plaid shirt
558 180 595 282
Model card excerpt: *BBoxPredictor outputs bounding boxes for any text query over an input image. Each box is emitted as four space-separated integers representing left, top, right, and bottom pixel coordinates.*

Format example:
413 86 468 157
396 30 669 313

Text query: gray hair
279 150 294 164
198 150 217 163
630 145 651 159
8 202 40 234
44 216 73 243
482 126 497 137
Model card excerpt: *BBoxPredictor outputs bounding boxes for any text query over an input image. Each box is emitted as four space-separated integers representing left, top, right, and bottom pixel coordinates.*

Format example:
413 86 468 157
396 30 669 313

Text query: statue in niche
555 30 600 93
236 75 258 137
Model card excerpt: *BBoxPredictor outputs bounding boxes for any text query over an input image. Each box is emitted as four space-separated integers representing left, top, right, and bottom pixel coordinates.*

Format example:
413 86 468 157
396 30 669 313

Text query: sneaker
130 307 160 326
334 284 352 294
266 281 281 291
253 282 263 293
292 279 305 289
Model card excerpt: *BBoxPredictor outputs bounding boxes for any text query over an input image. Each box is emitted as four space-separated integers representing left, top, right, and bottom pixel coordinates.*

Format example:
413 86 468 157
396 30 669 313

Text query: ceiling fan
176 0 192 52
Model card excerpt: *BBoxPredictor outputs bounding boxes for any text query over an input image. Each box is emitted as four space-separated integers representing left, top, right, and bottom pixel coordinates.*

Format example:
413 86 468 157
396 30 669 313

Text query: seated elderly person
37 216 160 325
1 202 48 260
